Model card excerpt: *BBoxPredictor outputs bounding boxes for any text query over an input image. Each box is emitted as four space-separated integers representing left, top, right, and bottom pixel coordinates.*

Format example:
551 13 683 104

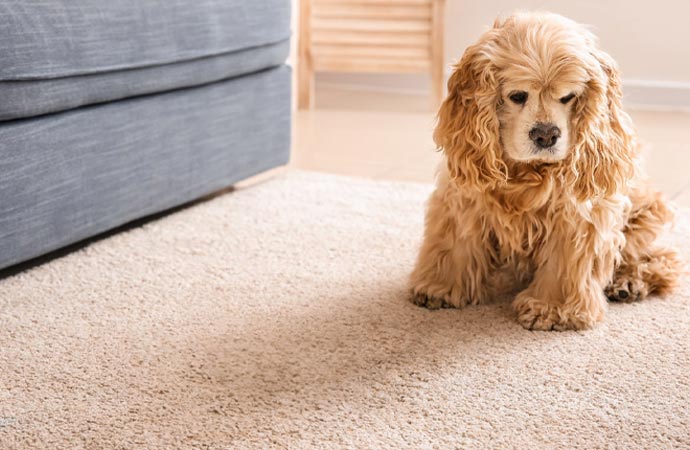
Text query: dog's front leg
513 260 607 331
409 187 495 309
512 204 626 331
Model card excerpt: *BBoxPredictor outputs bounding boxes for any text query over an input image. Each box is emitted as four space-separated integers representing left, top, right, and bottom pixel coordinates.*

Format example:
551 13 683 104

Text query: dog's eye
509 91 528 105
560 93 576 104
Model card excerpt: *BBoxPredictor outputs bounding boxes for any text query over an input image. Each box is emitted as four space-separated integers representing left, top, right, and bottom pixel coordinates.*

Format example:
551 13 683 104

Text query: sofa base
0 65 291 270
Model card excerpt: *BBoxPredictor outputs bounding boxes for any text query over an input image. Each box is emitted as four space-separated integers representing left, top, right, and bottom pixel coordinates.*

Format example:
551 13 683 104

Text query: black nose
529 123 561 149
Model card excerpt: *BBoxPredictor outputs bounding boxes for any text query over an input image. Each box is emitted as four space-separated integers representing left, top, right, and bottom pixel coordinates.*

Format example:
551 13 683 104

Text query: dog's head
436 12 635 200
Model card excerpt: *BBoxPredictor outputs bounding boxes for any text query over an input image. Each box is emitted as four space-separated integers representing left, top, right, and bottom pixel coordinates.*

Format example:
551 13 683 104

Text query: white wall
292 0 690 109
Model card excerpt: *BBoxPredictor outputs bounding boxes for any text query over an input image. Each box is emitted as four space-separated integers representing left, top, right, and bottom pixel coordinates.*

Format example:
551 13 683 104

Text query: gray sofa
0 1 292 271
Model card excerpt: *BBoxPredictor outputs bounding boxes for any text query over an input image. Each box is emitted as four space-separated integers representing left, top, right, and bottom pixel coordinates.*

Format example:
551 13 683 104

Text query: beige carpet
1 171 689 450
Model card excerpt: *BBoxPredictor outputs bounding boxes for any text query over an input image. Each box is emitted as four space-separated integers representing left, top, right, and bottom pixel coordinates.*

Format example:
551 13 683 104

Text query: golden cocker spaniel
410 12 681 330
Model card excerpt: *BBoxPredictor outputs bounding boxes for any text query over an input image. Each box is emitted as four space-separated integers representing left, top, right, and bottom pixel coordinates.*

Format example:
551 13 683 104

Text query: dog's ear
566 46 636 201
434 33 508 191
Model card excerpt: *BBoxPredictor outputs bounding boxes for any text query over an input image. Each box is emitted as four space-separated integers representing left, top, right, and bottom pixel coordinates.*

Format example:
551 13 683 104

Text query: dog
409 11 682 331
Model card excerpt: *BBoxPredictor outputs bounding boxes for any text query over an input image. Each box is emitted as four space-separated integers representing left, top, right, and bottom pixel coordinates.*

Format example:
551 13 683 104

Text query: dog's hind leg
606 187 682 302
606 247 681 302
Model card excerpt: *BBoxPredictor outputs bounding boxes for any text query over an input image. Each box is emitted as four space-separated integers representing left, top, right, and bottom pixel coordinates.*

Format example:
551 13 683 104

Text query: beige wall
446 0 690 84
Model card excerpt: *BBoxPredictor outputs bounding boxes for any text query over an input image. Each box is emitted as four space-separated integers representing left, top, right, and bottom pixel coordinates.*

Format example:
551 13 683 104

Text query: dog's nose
529 123 561 149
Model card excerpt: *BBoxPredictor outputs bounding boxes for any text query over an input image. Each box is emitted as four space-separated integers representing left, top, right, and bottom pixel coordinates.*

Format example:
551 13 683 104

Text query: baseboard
622 80 690 112
315 73 690 112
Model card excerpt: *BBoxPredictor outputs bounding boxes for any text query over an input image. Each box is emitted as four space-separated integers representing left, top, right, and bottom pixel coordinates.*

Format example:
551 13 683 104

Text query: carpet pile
1 171 689 449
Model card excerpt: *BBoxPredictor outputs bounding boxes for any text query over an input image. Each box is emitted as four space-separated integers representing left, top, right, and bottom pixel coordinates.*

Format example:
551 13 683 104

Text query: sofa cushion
0 0 290 80
0 0 290 120
0 40 289 121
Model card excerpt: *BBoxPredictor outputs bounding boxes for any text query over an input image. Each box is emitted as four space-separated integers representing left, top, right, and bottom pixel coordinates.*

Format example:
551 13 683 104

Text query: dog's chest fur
464 179 629 282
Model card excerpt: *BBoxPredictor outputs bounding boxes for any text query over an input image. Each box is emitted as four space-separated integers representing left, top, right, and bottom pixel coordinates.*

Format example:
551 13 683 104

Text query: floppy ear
566 47 636 201
434 35 508 191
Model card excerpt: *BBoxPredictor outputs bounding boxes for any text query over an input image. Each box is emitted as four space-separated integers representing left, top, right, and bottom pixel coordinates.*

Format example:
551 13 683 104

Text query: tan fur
409 12 682 331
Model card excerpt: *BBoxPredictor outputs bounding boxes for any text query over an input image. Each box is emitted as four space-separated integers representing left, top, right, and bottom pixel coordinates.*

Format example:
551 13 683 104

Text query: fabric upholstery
0 66 291 271
0 0 290 80
0 40 289 121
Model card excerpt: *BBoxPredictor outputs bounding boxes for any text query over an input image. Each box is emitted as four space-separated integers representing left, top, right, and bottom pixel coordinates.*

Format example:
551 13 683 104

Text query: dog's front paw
513 295 563 330
512 294 599 331
411 292 452 310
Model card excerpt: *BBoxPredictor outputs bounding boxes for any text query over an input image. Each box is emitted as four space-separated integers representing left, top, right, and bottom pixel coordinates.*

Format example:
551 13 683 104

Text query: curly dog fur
409 12 682 331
